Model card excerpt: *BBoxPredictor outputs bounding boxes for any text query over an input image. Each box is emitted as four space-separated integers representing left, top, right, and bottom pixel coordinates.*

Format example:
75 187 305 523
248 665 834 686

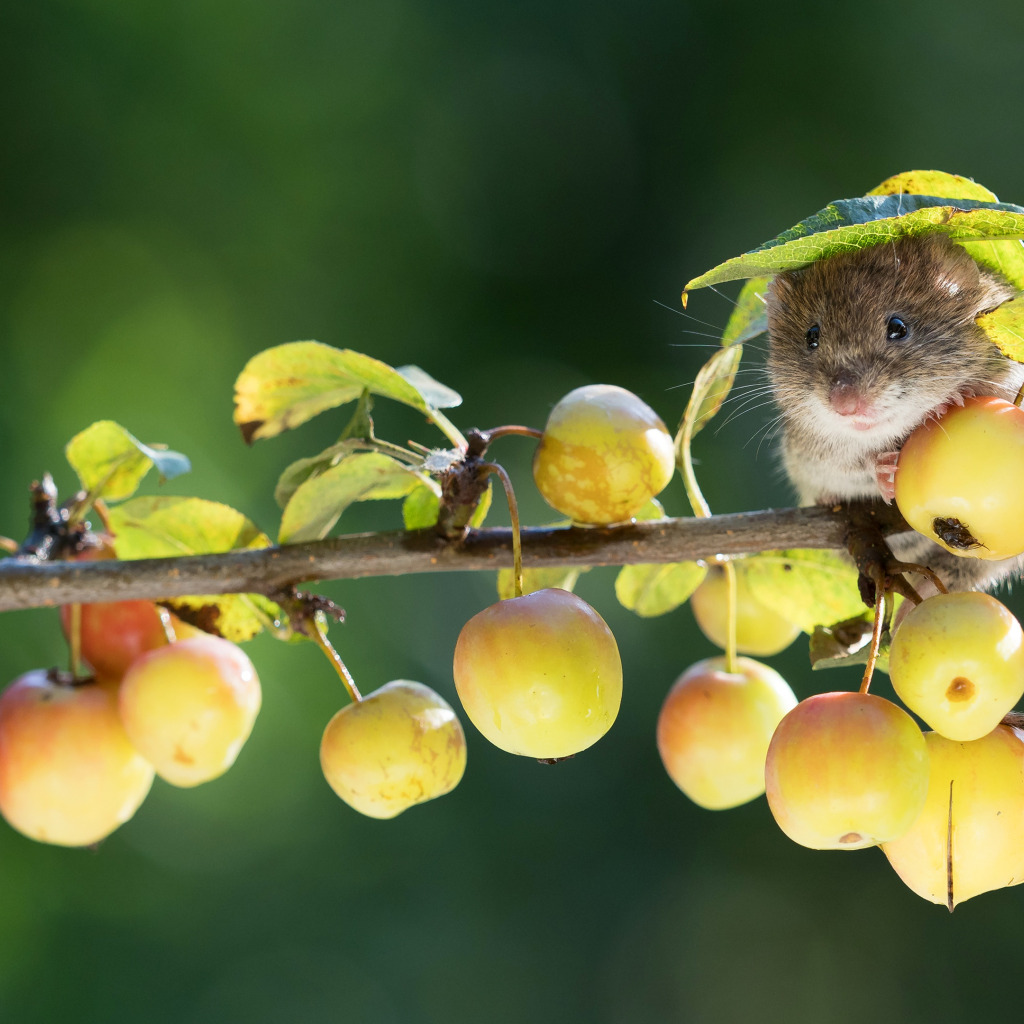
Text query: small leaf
615 561 706 617
809 615 891 675
105 497 275 643
977 295 1024 362
402 481 442 530
497 566 588 600
743 550 869 634
278 452 425 543
234 342 457 443
684 197 1024 292
468 480 493 528
396 365 463 409
66 421 190 503
720 277 771 347
274 440 368 509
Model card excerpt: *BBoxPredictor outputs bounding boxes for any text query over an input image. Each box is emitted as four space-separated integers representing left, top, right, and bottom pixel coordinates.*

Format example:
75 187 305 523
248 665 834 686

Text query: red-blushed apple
532 384 675 525
765 691 929 850
320 680 466 819
889 592 1024 742
882 724 1024 908
657 656 797 809
118 634 261 787
895 396 1024 560
453 588 622 759
0 670 154 846
688 567 800 656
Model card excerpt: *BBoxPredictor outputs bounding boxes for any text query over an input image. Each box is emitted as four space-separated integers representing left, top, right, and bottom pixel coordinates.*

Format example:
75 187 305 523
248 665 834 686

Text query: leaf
278 452 425 543
809 615 890 675
234 342 460 443
65 420 190 503
395 365 462 409
684 196 1024 292
977 295 1024 362
865 170 998 202
106 497 275 643
402 481 442 530
274 440 368 509
614 560 706 618
957 240 1024 290
720 277 772 346
497 566 588 600
743 550 869 634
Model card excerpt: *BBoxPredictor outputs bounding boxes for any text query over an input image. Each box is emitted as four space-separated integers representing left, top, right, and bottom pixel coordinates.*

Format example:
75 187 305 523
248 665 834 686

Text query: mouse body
764 233 1024 591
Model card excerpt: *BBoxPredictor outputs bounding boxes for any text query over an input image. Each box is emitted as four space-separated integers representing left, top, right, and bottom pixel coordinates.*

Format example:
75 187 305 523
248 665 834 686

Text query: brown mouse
764 232 1024 591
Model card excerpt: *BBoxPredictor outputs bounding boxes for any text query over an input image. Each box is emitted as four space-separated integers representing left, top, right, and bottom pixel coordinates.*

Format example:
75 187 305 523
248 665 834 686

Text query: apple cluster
0 538 261 847
655 395 1024 909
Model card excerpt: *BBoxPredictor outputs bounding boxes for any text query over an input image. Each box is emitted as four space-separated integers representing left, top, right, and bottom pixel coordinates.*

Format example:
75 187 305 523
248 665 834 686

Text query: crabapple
882 724 1024 908
895 395 1024 560
320 681 466 819
764 691 929 850
453 588 622 759
0 671 153 846
889 592 1024 742
656 656 797 809
532 384 675 525
118 635 261 787
688 567 800 656
60 543 171 678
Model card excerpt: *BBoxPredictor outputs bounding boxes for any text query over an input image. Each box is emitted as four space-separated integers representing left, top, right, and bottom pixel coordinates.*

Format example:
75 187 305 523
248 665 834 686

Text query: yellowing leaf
233 342 462 443
278 452 426 543
65 420 190 503
865 170 997 202
402 481 442 530
615 561 706 617
720 277 771 347
977 295 1024 362
106 497 275 642
743 550 868 634
497 566 588 600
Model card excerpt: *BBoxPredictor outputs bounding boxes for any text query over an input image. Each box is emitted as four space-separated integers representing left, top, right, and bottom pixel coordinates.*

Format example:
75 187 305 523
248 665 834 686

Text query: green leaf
809 615 890 675
497 566 588 600
720 277 772 347
278 452 425 543
615 560 706 618
468 480 493 528
234 341 460 443
274 440 369 509
402 481 442 530
106 497 275 643
978 295 1024 361
396 365 462 409
743 550 869 634
684 196 1024 292
958 240 1024 290
65 420 190 503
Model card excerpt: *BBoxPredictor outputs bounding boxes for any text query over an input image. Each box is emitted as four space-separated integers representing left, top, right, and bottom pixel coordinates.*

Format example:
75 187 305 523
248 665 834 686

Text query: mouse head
765 233 1012 445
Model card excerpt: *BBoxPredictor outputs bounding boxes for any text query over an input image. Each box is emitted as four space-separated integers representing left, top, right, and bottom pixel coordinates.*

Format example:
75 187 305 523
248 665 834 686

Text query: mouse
764 232 1024 592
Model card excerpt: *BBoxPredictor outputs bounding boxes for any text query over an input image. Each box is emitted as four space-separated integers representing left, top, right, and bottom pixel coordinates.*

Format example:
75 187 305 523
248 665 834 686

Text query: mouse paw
875 451 900 504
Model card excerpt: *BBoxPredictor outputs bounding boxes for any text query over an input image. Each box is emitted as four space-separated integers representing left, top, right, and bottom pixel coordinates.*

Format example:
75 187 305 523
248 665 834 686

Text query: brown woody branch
0 502 909 614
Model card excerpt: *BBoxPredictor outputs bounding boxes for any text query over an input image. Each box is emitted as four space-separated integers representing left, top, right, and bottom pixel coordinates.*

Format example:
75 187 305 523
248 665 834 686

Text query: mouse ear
767 271 794 308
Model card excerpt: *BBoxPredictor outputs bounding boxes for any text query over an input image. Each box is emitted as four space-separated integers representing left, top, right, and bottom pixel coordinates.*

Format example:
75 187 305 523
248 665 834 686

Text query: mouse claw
874 451 899 504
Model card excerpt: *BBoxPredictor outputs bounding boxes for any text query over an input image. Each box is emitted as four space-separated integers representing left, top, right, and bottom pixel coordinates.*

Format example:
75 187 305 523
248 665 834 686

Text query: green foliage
65 420 190 503
278 452 430 544
106 497 280 642
497 565 588 599
743 550 868 634
614 560 706 617
978 295 1024 361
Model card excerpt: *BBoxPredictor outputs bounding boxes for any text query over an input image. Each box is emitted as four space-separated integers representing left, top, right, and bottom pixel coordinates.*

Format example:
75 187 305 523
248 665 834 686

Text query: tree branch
0 502 909 614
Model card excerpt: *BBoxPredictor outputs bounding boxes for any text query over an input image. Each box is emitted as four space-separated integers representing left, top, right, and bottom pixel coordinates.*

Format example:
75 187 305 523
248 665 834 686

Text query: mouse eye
805 324 820 350
887 316 909 341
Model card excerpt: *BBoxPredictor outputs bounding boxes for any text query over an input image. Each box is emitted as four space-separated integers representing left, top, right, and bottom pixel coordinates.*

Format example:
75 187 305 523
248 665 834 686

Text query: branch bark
0 502 908 613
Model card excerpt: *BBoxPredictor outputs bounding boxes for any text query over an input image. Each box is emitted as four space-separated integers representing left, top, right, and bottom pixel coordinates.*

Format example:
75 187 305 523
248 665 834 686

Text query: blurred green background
2 1 1024 1020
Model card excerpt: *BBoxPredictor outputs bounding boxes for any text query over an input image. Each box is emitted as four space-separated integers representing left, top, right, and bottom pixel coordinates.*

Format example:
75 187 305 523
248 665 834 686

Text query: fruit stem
722 560 739 674
309 616 362 704
483 461 523 597
67 602 84 679
858 587 886 695
482 424 544 442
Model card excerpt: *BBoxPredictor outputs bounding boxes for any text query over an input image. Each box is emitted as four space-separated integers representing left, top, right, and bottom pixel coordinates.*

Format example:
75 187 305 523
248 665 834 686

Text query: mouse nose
829 372 870 417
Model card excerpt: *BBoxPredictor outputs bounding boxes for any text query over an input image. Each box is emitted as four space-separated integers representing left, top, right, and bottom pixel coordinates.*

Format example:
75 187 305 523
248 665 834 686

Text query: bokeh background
2 1 1024 1020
